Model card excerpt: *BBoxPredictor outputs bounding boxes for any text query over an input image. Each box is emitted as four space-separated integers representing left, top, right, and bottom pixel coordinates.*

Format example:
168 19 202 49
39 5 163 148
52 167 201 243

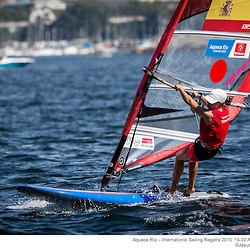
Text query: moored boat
0 56 35 68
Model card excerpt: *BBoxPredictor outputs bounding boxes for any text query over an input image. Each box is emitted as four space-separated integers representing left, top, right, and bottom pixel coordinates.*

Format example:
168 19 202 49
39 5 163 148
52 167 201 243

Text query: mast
101 0 190 189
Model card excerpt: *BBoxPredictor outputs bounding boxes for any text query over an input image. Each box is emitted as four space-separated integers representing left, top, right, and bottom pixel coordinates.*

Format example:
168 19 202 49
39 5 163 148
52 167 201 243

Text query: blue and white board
16 185 229 205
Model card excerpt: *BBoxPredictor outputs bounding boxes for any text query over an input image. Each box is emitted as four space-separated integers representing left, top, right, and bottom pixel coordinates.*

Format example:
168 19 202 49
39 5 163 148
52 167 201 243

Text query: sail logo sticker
142 137 152 145
219 0 233 17
229 40 250 58
233 43 247 56
205 39 250 58
242 24 250 30
225 59 250 86
125 135 154 150
205 39 234 57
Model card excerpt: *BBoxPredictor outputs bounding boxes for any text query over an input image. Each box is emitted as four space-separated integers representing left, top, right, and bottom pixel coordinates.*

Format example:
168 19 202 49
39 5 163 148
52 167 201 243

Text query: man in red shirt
168 85 230 195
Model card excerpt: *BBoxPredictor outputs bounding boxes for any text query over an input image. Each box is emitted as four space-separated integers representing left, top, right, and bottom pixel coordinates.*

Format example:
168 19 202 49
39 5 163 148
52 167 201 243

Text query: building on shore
1 0 179 8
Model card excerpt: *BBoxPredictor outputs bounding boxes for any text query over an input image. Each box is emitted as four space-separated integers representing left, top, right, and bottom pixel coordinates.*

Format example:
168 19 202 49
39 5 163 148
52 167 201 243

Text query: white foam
7 199 50 210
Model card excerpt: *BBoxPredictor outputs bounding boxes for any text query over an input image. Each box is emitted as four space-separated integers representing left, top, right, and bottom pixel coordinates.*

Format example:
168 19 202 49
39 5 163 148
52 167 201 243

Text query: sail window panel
139 115 197 134
159 32 250 93
178 11 208 31
144 86 192 118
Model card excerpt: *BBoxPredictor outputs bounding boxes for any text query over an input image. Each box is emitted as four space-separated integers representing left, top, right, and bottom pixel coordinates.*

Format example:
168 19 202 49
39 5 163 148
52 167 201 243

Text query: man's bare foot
168 186 178 194
183 187 195 195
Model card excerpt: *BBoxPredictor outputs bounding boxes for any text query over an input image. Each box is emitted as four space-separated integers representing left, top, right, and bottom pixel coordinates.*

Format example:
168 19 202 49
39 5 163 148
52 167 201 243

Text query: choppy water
0 54 250 244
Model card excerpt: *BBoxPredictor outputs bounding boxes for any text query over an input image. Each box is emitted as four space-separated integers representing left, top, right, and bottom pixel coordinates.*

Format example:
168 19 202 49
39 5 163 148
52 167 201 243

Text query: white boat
132 38 159 54
0 56 35 68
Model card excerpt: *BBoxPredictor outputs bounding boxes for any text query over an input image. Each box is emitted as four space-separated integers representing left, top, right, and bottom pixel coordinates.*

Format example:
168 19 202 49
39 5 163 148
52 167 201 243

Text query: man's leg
185 161 198 194
168 147 189 193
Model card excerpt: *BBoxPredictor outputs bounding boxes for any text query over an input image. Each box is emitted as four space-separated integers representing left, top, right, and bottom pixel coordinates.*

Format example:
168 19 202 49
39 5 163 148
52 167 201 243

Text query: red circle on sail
210 59 227 83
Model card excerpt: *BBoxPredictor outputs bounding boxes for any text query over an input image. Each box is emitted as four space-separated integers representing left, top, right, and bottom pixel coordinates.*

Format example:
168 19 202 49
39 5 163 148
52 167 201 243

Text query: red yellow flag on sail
202 0 250 32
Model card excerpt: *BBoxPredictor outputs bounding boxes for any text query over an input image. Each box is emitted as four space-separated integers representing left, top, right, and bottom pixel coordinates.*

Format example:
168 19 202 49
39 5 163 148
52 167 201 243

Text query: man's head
205 89 227 104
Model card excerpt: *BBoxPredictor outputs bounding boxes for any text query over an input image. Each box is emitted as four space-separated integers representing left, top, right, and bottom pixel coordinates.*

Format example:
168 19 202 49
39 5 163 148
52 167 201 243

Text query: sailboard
16 185 229 205
101 0 250 189
17 0 250 204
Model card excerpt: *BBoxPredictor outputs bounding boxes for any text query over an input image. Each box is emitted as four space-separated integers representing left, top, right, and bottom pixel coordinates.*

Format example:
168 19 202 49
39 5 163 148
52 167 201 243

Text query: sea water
0 54 249 244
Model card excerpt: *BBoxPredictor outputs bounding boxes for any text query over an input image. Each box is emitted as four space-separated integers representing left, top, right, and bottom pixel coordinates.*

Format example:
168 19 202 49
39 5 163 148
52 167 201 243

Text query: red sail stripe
202 20 250 33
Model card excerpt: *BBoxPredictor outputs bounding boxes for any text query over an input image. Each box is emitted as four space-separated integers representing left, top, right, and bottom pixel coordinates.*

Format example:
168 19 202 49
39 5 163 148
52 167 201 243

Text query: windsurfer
168 85 230 194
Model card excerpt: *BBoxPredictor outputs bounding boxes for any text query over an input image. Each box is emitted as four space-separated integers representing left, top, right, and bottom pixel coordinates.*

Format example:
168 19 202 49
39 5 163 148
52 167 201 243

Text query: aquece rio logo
219 0 233 17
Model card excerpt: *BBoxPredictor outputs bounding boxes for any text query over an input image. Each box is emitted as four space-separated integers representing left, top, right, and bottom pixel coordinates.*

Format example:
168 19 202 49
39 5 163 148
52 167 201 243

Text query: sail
101 0 250 189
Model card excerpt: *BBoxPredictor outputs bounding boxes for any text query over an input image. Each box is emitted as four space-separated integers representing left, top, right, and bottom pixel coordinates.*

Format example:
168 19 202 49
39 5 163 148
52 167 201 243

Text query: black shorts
193 138 219 161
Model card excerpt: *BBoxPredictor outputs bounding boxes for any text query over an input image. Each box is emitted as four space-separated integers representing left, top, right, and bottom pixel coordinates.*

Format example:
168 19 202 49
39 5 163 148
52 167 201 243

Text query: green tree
117 1 176 39
0 0 177 42
53 0 115 41
0 5 30 22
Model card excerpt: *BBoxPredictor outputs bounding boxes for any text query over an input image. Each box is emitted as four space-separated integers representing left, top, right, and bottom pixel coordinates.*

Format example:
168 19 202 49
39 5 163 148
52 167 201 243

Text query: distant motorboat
0 56 35 68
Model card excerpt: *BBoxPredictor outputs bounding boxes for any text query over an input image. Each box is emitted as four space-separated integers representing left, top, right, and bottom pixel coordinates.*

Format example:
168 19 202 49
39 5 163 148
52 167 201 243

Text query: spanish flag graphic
202 0 250 33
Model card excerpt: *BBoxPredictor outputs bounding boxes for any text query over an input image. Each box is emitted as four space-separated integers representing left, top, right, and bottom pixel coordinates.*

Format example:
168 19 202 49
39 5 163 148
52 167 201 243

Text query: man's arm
175 84 212 125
